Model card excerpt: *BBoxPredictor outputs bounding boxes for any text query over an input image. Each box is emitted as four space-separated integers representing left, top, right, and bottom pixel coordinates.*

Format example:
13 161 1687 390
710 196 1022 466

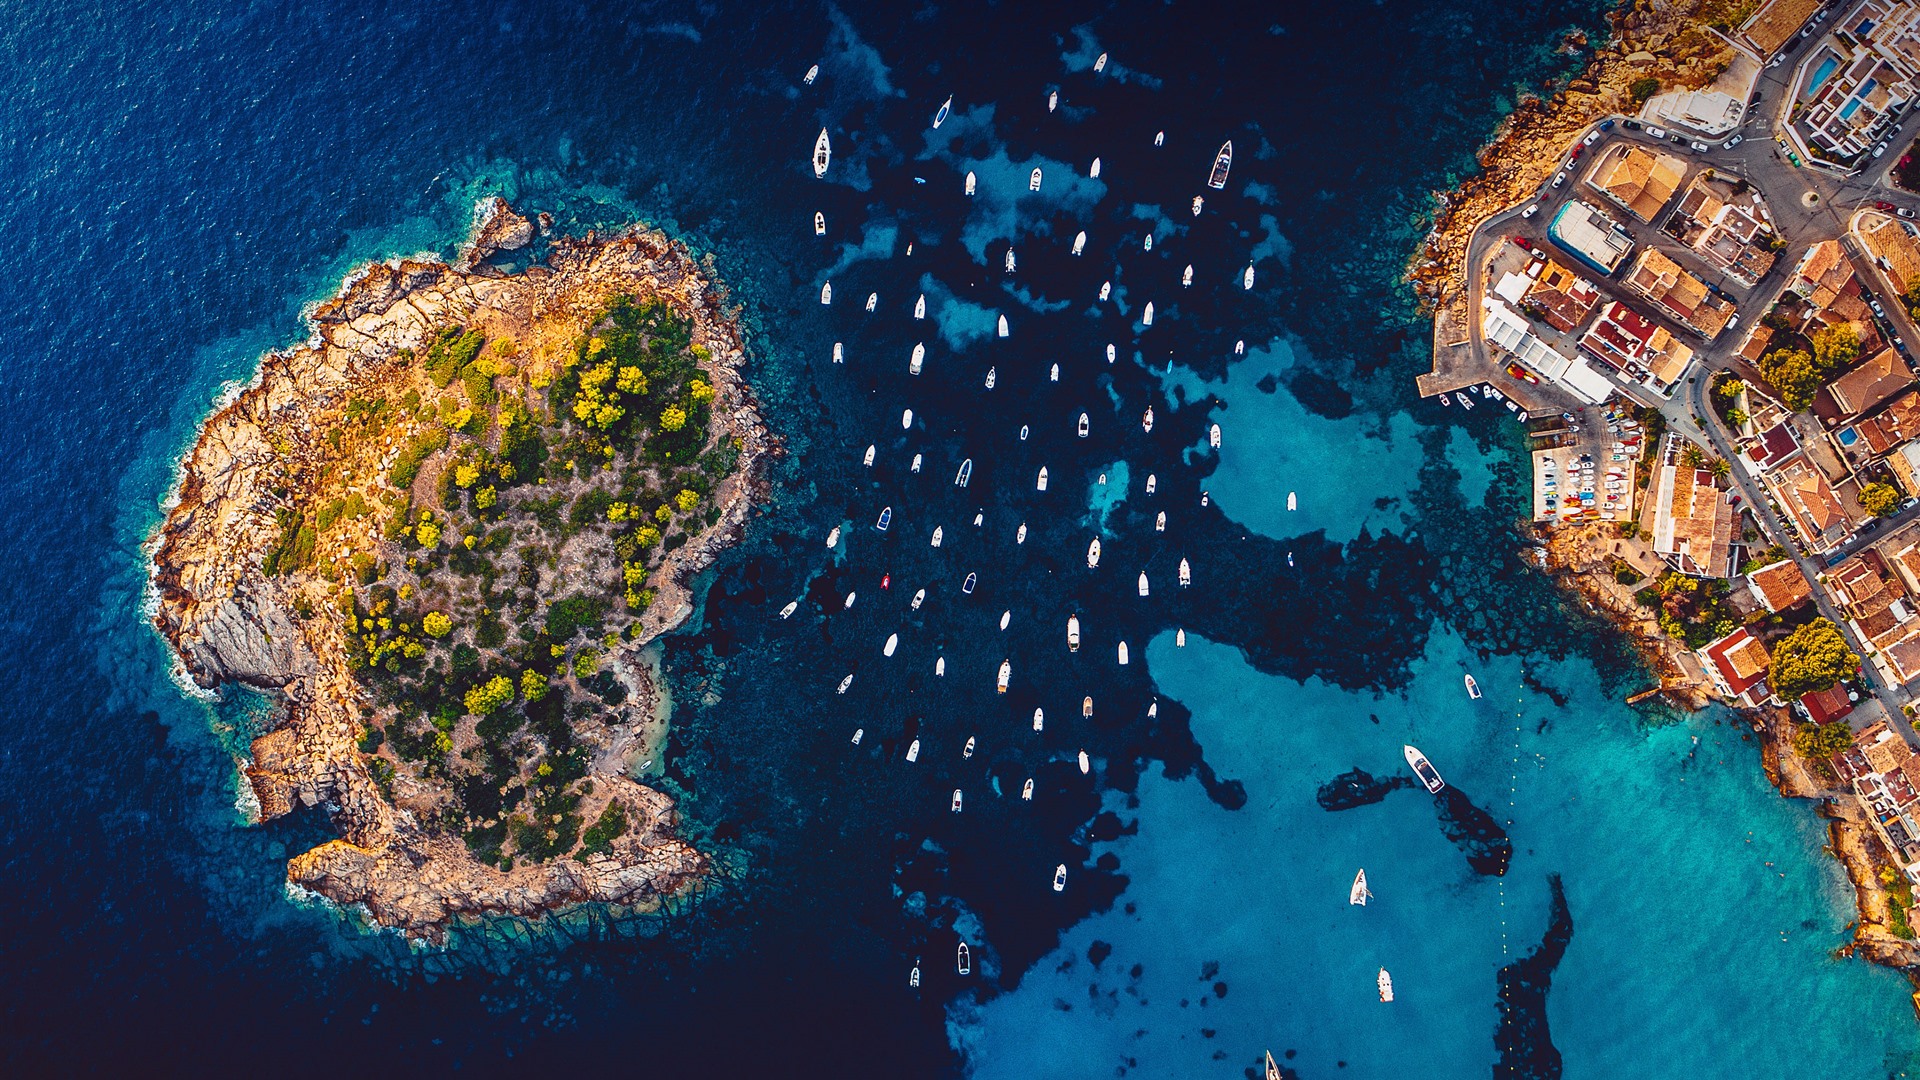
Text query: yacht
851 727 863 745
813 128 832 177
1005 248 1017 273
956 458 973 487
1077 412 1090 438
1030 167 1043 191
1078 748 1091 772
1176 628 1186 647
820 281 832 305
865 292 877 312
997 314 1009 337
826 525 841 549
838 674 854 694
1089 156 1101 178
1143 233 1153 252
951 788 963 812
1142 406 1154 433
901 408 913 429
1377 969 1394 1003
962 572 977 594
1287 491 1297 511
1191 195 1203 216
1142 302 1154 326
779 600 798 619
1099 281 1111 301
936 656 945 676
1067 614 1081 651
911 960 920 989
1087 538 1101 568
1032 708 1045 732
814 211 825 236
1209 423 1221 449
1022 778 1034 800
1243 264 1255 290
1047 90 1058 112
843 592 857 610
1403 744 1446 793
1208 141 1233 188
863 444 875 467
1049 363 1059 382
1464 674 1481 700
933 95 952 129
1351 869 1371 906
1082 697 1094 720
883 632 898 657
911 588 925 611
985 366 997 389
1095 51 1108 72
958 943 972 975
1154 130 1164 146
910 342 924 374
832 342 844 364
1117 641 1130 665
1137 571 1149 597
803 64 819 85
999 610 1011 631
1072 230 1086 255
1145 474 1157 495
1037 466 1049 491
1155 511 1166 532
914 293 927 319
1178 558 1191 587
964 170 976 196
1016 522 1027 544
997 659 1011 692
963 736 976 759
1182 264 1193 287
1106 343 1116 363
930 526 944 548
1053 865 1068 892
910 453 922 473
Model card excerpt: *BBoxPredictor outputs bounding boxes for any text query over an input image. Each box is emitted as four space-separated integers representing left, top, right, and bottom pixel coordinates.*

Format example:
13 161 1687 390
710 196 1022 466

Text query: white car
1722 134 1743 149
1521 203 1540 219
1552 171 1567 188
1647 125 1668 139
1583 130 1602 146
1769 53 1786 68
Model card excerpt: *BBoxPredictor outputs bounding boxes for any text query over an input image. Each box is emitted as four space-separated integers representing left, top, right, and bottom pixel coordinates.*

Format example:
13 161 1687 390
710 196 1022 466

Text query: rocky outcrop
151 201 769 943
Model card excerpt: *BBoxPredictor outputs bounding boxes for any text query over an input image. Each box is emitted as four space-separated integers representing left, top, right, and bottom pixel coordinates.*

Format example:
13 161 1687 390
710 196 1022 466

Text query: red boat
881 574 891 590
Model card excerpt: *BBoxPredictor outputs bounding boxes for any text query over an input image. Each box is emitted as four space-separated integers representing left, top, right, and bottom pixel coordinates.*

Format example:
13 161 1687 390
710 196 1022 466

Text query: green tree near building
1810 322 1860 374
1860 481 1902 517
1759 347 1821 411
1769 618 1860 699
1791 720 1856 760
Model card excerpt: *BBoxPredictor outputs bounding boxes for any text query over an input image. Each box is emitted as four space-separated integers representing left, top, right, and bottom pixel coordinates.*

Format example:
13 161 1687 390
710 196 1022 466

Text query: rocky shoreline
151 199 772 943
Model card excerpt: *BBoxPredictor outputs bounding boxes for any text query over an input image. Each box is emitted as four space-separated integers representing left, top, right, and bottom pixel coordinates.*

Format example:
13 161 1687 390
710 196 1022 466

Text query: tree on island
1759 347 1821 411
1791 720 1856 760
1769 618 1860 699
1860 481 1902 518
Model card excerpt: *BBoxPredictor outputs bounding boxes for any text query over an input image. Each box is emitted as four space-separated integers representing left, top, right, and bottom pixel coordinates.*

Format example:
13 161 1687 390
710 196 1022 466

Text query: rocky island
152 199 770 943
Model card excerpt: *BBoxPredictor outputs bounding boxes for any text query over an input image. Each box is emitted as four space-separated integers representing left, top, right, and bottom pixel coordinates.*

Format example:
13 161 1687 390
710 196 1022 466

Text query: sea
4 0 1918 1075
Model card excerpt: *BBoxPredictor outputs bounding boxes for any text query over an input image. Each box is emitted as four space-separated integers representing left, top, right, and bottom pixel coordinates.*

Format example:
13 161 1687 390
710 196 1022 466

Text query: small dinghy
910 453 922 473
1209 424 1221 449
804 64 819 85
955 458 972 487
963 736 976 759
930 526 944 548
814 211 825 236
1137 572 1150 597
1087 538 1102 568
936 656 945 676
997 314 1009 338
964 171 976 196
1117 641 1130 665
1030 167 1043 191
865 292 877 312
1005 248 1017 274
1143 233 1154 252
1191 195 1203 216
1142 302 1154 326
851 727 863 745
1178 558 1191 587
1099 281 1111 302
1089 156 1101 178
1032 708 1045 732
951 789 963 813
999 610 1011 631
1145 474 1157 495
779 600 798 619
1049 363 1060 382
1072 230 1086 255
863 444 875 467
997 659 1011 692
901 408 913 429
914 293 927 319
1036 467 1049 491
1106 343 1116 363
1095 51 1108 72
1047 91 1058 113
1287 491 1297 511
1077 412 1090 438
832 342 844 364
1243 264 1255 290
911 588 925 610
826 525 841 549
876 506 892 532
1465 674 1482 700
907 738 920 763
1142 407 1154 433
1351 869 1371 906
910 342 925 374
933 95 952 129
1078 748 1091 772
883 632 898 656
1155 511 1166 532
813 128 831 177
962 572 977 594
1016 522 1027 544
1082 697 1094 720
1022 778 1034 800
838 674 854 694
820 281 832 305
1182 264 1193 287
1176 628 1187 647
958 943 972 975
1067 614 1081 651
985 366 997 389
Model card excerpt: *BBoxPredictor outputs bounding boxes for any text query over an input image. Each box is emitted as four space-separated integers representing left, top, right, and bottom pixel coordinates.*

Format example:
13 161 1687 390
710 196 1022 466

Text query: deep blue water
4 1 1917 1075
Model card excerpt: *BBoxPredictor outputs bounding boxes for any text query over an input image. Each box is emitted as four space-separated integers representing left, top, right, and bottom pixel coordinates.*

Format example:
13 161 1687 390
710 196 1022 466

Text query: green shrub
546 595 606 641
389 425 450 488
576 802 629 860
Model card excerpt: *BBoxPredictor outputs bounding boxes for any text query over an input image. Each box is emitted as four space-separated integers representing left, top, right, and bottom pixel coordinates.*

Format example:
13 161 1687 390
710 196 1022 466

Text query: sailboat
914 293 927 319
997 314 1009 338
1089 156 1101 178
1053 865 1068 892
910 342 925 374
955 459 972 487
1207 140 1233 189
933 95 953 129
1403 745 1446 793
1036 467 1049 491
1464 674 1482 700
1032 708 1045 732
1377 968 1394 1003
803 64 819 85
1072 230 1086 255
1047 90 1058 112
814 211 825 236
1067 615 1081 651
1266 1052 1284 1080
820 281 832 305
911 960 921 989
997 659 1011 693
1030 167 1043 191
964 171 976 195
813 128 832 178
1350 869 1371 906
1087 538 1101 568
1243 264 1255 290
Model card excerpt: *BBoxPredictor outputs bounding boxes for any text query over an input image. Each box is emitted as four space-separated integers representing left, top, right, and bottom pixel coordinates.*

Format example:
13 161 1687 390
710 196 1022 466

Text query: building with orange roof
1650 435 1733 577
1585 144 1688 223
1765 455 1854 553
1740 0 1822 58
1698 626 1772 706
1747 559 1813 611
1857 212 1920 294
1521 259 1602 332
1826 348 1913 422
1623 248 1737 340
1791 240 1852 310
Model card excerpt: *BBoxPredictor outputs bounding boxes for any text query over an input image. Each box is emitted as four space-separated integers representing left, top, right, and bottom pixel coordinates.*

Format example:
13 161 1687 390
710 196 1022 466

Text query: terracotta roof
1702 627 1770 697
1858 387 1920 455
1524 260 1602 333
1748 559 1813 611
1829 348 1911 418
1859 213 1920 293
1796 240 1850 309
1742 0 1821 56
1626 248 1735 339
1739 325 1776 364
1866 729 1915 775
1802 683 1855 725
1888 634 1920 682
1596 146 1688 222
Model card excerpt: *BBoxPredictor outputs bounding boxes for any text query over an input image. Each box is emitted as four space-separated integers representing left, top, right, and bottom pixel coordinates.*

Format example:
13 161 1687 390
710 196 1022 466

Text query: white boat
883 632 898 656
843 592 857 610
1022 778 1034 800
956 459 972 487
1037 467 1049 491
972 511 983 527
1178 558 1191 587
1234 339 1245 355
1099 281 1111 301
933 95 952 129
1077 412 1090 438
930 526 944 548
910 961 920 988
1095 51 1108 72
935 656 945 676
963 736 975 759
1087 538 1101 568
838 674 854 694
1176 628 1186 647
1005 248 1017 274
826 525 841 549
820 281 832 305
1351 869 1371 906
1142 302 1154 326
1191 195 1203 216
1047 91 1058 112
1465 674 1481 700
863 444 875 467
1143 234 1153 252
964 171 976 196
1078 749 1091 773
851 727 863 745
997 659 1011 692
958 943 971 975
1266 1052 1283 1080
952 788 963 812
1182 264 1193 287
962 572 977 594
1137 571 1149 597
1030 167 1043 191
814 211 825 236
1082 697 1093 719
1287 491 1297 511
1053 864 1068 892
1377 969 1394 1003
911 589 925 610
813 128 832 178
1020 425 1029 441
1207 141 1232 189
1243 264 1255 290
1106 343 1116 363
901 408 913 429
1403 744 1445 793
865 292 877 312
997 314 1009 338
911 342 925 374
1049 363 1059 382
1016 523 1027 544
1209 423 1221 449
779 600 798 619
914 293 927 319
1097 472 1107 485
999 610 1011 631
1072 230 1086 255
910 453 922 473
985 367 997 389
1033 708 1045 732
803 64 819 85
1142 407 1154 433
1145 474 1157 495
1155 511 1166 532
1154 130 1164 146
1117 641 1130 665
1068 614 1081 651
833 342 844 364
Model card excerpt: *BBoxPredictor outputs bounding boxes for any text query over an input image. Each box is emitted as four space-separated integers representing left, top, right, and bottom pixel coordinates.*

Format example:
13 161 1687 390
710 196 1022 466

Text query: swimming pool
1809 54 1840 97
1839 427 1861 447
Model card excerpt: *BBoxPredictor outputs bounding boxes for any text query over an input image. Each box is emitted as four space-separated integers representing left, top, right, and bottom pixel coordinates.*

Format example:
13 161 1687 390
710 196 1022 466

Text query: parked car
1875 143 1890 158
1621 118 1640 131
1900 207 1916 219
1669 133 1687 144
1510 235 1535 250
1646 125 1668 138
1726 313 1740 331
1521 203 1539 219
1690 140 1711 152
1748 92 1764 107
1722 134 1744 149
1552 171 1567 188
1584 130 1602 146
1769 53 1786 68
1878 200 1898 211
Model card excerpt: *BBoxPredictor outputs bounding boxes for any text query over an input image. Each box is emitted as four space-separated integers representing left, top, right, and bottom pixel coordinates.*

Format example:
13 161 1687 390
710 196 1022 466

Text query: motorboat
1005 248 1017 274
999 610 1011 631
910 342 925 374
1200 491 1210 507
911 961 920 989
1078 748 1091 772
1050 364 1059 382
1047 90 1058 112
1459 394 1475 411
963 736 976 759
1351 869 1371 906
1155 511 1165 532
971 511 983 527
997 659 1012 692
1178 558 1191 587
820 281 832 305
956 459 973 487
779 600 798 619
813 128 832 177
1087 538 1101 568
1117 641 1130 665
1209 424 1221 449
832 342 844 364
1287 552 1294 567
910 454 922 473
962 572 977 594
1243 264 1255 290
1182 264 1193 287
882 575 892 591
1287 491 1297 511
935 656 945 676
1465 674 1481 700
1377 969 1394 1003
1208 141 1232 188
1403 744 1446 793
1095 51 1108 72
851 727 863 745
1037 467 1050 491
933 95 952 128
814 211 825 236
1176 628 1186 647
838 674 854 694
863 444 875 467
951 789 963 812
1067 614 1081 651
1142 302 1154 326
1097 472 1107 485
911 588 925 610
1099 281 1112 302
1022 778 1034 800
1072 230 1086 255
1191 195 1203 216
997 314 1009 337
1154 130 1164 146
1145 474 1157 495
865 292 878 312
964 171 976 196
1234 339 1244 355
1020 425 1029 441
1106 343 1116 363
1032 708 1045 732
1137 571 1149 597
1030 167 1043 191
1081 697 1093 720
930 526 944 548
843 592 857 610
1053 865 1068 892
826 525 841 549
1090 157 1101 178
1147 699 1158 719
803 64 819 85
1143 233 1153 252
1077 412 1090 438
901 408 913 429
914 293 927 319
883 632 898 656
958 943 971 975
1016 522 1027 544
1439 393 1451 406
1142 407 1154 433
985 366 997 389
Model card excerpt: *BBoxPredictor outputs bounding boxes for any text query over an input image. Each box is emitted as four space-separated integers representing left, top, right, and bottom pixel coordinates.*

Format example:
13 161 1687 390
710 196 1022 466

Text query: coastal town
1419 0 1920 964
